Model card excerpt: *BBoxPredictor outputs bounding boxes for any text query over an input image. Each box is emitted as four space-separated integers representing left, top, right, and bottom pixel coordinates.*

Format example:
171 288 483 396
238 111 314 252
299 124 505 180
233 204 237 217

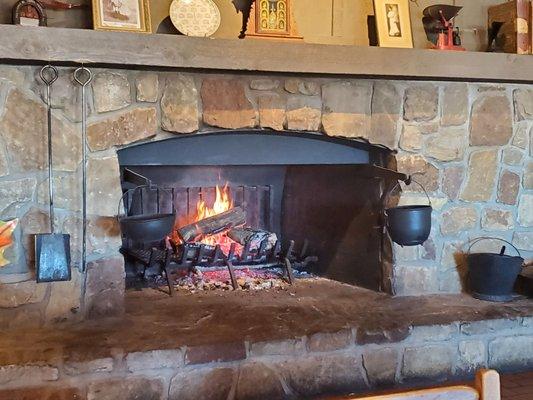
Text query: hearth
117 130 407 292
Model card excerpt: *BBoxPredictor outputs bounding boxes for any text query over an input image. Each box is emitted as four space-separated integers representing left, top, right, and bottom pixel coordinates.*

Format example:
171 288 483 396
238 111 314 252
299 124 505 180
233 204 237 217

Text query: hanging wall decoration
169 0 221 37
92 0 152 33
244 0 302 40
373 0 413 48
0 219 18 268
12 0 47 26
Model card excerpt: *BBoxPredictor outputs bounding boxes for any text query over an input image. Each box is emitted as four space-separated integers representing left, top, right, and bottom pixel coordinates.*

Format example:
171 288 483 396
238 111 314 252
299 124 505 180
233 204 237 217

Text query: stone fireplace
0 62 532 398
117 130 403 291
0 65 532 323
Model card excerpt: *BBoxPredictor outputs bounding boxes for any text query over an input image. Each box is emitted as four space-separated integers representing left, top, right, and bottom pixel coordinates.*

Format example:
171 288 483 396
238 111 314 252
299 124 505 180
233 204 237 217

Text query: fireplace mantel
0 24 532 83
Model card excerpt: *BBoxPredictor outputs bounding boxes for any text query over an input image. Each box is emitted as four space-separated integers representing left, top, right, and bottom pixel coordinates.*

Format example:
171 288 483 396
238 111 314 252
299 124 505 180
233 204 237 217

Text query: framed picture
373 0 413 48
92 0 152 33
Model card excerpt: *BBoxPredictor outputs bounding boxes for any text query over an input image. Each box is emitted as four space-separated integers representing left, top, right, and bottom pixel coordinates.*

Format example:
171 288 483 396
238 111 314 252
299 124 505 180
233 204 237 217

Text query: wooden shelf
0 24 532 83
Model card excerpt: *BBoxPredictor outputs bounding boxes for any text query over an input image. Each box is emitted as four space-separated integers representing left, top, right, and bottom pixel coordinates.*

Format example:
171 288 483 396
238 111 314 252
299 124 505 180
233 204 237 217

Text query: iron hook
74 66 92 87
39 64 59 86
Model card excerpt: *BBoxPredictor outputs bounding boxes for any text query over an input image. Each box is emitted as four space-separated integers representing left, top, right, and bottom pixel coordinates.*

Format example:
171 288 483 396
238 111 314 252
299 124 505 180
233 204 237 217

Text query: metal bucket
467 238 524 302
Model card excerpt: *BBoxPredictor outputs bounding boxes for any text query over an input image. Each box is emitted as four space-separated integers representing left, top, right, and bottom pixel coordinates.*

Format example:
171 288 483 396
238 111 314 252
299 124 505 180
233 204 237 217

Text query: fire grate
120 169 318 294
121 238 317 295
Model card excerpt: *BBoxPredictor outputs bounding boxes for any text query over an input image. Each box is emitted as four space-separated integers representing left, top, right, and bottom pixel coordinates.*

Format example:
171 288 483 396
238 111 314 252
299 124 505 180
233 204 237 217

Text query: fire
170 184 244 256
193 184 241 255
195 184 233 221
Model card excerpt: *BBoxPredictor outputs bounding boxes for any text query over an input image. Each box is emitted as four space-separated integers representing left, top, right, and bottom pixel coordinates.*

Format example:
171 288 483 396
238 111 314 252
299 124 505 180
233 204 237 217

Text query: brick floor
501 371 533 400
338 371 533 399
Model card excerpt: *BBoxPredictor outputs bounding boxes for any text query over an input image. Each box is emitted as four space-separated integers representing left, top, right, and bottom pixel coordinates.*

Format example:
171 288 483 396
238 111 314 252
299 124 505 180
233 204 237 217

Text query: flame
191 184 242 256
195 184 233 221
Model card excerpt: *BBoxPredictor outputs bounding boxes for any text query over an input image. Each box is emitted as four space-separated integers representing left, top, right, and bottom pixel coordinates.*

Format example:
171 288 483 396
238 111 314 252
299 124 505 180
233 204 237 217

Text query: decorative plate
169 0 221 37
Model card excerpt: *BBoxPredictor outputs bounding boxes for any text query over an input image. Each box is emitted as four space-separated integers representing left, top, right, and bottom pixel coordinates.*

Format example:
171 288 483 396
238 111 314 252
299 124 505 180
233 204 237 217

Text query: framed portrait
92 0 152 33
373 0 413 48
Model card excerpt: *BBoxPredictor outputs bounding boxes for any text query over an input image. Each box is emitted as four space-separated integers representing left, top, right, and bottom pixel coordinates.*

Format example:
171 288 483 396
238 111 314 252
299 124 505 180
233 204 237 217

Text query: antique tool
36 64 72 283
422 4 465 51
74 66 92 272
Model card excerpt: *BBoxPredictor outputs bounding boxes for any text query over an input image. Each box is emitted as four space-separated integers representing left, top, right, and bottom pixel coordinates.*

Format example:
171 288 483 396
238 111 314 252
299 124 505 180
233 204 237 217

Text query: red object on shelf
433 10 465 51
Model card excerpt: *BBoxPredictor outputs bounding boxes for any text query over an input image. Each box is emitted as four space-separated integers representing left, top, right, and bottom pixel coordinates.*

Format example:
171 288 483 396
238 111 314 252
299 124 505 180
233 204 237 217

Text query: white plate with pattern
170 0 221 37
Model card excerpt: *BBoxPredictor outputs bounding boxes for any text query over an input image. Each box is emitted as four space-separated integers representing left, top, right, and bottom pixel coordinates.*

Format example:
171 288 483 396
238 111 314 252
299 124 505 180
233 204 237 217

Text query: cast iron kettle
118 185 176 243
467 237 526 302
385 179 432 247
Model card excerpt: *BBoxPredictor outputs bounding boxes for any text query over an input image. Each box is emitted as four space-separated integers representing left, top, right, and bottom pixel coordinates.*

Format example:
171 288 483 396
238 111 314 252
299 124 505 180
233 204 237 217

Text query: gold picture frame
92 0 152 33
373 0 413 48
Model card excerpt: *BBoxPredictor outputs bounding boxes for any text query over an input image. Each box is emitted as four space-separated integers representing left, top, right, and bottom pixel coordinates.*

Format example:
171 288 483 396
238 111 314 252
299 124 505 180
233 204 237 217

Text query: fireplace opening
117 131 406 293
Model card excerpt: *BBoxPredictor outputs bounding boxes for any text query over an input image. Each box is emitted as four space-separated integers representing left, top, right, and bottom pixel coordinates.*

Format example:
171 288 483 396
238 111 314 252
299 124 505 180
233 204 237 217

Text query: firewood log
178 207 246 242
228 228 277 251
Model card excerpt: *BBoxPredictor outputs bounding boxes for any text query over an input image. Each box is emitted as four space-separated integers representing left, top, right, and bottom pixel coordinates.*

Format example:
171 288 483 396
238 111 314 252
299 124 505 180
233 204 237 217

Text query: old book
488 0 531 54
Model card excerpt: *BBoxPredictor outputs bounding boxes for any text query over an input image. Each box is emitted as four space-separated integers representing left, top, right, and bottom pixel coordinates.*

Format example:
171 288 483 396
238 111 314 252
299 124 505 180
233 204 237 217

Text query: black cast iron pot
385 179 432 247
118 184 176 243
467 238 525 302
119 213 176 242
386 205 432 246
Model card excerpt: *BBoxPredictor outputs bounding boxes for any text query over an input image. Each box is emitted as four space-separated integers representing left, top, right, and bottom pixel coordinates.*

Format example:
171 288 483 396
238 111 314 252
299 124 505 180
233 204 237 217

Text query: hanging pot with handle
118 184 176 243
467 237 525 302
384 179 432 247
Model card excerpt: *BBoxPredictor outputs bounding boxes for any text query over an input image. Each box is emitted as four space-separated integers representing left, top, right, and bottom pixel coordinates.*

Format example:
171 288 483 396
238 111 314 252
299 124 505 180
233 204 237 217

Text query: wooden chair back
346 370 500 400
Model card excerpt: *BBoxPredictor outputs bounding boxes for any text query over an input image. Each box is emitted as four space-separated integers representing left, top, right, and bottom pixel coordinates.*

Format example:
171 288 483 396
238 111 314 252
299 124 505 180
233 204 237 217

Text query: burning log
178 206 246 242
228 228 277 251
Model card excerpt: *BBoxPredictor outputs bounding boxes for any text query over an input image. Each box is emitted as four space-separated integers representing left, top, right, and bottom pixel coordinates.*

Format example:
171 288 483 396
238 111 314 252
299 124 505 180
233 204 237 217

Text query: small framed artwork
373 0 413 48
92 0 152 33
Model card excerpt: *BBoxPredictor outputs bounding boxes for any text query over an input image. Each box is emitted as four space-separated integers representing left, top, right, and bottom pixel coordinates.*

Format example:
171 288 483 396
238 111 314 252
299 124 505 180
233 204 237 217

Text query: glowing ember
172 267 315 292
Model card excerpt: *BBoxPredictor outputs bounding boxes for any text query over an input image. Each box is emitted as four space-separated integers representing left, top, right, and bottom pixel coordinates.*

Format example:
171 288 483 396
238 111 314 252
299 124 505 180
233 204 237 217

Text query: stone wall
0 64 532 324
0 317 531 398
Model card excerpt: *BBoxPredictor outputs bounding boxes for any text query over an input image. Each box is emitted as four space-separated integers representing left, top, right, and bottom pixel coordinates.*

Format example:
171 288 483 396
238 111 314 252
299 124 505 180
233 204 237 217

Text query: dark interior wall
282 166 384 290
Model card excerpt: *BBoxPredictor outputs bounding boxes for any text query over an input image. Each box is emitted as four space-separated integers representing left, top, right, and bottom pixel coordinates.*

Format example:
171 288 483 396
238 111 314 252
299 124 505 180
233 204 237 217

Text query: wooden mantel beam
0 24 532 83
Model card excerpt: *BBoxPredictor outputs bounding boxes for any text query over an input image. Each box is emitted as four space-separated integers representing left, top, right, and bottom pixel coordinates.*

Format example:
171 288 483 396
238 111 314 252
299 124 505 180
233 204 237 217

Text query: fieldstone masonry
0 65 531 327
0 318 532 398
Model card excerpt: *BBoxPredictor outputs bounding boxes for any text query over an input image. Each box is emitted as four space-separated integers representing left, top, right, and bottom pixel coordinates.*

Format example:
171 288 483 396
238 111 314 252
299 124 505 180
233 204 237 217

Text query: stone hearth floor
1 278 532 398
1 279 532 363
